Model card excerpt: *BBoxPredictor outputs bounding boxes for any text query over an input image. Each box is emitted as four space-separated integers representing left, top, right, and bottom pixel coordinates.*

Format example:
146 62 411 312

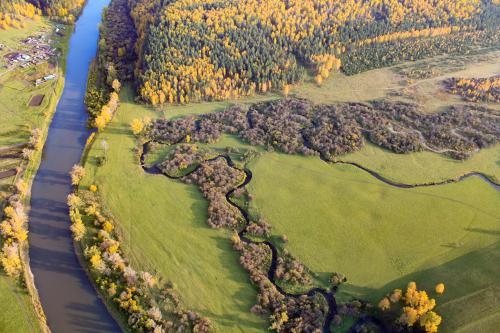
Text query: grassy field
81 87 269 333
341 142 500 184
292 47 500 113
292 68 399 104
247 152 500 333
0 275 42 332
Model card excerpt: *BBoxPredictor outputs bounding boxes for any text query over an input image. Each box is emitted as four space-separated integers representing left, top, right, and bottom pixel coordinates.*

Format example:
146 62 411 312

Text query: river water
28 0 121 331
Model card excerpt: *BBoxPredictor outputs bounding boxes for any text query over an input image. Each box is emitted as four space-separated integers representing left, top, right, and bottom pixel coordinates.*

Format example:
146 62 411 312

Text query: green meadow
0 276 41 332
341 142 499 184
247 152 499 333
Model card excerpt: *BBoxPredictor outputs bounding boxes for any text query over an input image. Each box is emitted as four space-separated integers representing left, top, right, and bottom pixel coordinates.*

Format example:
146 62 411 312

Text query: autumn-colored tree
70 164 85 185
399 306 418 326
102 220 114 233
130 118 144 135
383 281 443 333
112 79 121 93
283 84 290 97
314 75 323 86
29 128 43 151
67 193 83 209
0 243 22 277
15 179 28 197
390 289 402 303
69 208 85 241
378 297 391 311
95 114 107 132
1 205 28 242
419 311 442 333
435 283 445 295
270 311 289 331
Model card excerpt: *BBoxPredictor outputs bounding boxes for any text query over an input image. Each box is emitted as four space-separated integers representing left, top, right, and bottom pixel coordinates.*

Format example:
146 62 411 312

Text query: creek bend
28 0 120 332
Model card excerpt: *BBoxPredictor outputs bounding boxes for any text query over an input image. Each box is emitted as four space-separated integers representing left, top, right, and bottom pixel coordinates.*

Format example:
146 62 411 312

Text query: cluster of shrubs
275 250 313 287
302 105 365 159
242 99 316 155
158 144 210 177
331 300 367 328
148 98 499 160
21 128 43 161
148 105 249 144
245 218 272 238
372 101 499 159
68 189 213 332
444 76 500 103
0 133 41 278
0 185 28 278
232 234 328 332
182 158 246 229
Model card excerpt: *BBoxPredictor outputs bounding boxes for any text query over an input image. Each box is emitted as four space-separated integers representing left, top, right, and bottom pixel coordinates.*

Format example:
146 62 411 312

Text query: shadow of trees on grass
338 239 500 332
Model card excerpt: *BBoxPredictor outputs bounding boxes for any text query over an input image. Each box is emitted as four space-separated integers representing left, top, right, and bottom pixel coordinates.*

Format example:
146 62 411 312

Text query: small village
1 25 64 85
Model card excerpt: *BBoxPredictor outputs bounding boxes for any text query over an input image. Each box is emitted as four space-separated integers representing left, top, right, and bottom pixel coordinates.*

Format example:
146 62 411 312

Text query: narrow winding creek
141 144 341 333
141 134 498 333
28 0 121 331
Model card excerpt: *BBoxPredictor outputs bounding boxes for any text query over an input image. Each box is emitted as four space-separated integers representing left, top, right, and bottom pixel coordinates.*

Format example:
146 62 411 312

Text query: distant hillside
27 0 85 22
97 0 500 105
0 0 85 27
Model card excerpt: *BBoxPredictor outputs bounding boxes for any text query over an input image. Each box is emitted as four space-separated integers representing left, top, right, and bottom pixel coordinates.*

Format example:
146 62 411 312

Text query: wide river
28 0 121 331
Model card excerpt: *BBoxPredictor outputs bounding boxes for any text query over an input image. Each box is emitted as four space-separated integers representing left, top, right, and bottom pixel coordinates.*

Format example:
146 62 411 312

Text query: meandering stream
28 0 120 332
140 143 354 332
141 138 498 332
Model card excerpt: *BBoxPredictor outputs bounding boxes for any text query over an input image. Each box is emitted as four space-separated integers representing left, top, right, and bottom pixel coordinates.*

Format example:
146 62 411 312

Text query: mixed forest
91 0 500 105
0 0 85 27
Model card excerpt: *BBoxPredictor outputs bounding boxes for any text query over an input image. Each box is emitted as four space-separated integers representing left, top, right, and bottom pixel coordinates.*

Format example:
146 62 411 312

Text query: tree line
146 98 499 160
